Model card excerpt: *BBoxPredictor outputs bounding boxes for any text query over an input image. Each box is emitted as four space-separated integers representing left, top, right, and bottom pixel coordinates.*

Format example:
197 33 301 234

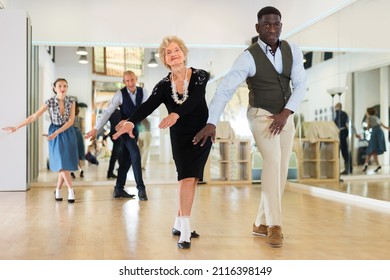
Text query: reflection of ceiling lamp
79 55 88 64
327 86 347 119
147 52 158 68
76 46 88 55
327 86 347 96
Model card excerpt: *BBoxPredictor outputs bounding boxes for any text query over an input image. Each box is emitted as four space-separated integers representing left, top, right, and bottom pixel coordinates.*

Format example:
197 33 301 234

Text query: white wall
287 0 390 52
6 0 358 50
0 10 30 190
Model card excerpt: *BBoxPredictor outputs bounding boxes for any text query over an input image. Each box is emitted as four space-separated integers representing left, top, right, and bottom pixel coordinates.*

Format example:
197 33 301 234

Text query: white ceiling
3 0 389 52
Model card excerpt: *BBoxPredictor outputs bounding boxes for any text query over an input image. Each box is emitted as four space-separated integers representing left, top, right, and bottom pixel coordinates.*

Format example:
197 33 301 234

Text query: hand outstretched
2 127 17 133
112 121 135 140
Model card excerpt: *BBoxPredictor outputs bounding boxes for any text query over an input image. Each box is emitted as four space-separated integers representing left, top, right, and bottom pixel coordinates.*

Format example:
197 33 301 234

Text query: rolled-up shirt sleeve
95 90 122 131
207 51 254 125
285 43 307 113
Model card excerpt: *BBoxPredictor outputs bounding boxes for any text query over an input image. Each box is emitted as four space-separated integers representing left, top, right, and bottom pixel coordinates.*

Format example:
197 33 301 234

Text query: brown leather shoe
252 223 268 237
266 226 283 248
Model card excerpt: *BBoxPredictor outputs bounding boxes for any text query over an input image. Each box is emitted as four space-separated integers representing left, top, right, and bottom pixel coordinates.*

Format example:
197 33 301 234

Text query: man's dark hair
257 6 282 20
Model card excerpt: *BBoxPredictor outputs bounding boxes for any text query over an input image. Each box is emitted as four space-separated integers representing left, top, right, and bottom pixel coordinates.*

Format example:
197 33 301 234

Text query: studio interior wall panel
0 10 31 191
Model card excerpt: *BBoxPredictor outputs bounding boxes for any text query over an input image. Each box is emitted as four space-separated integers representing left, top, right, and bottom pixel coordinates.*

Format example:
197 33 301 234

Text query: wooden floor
0 160 389 260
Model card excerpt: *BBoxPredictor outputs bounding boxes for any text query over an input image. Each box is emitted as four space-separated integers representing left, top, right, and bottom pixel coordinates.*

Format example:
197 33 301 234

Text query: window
93 47 144 77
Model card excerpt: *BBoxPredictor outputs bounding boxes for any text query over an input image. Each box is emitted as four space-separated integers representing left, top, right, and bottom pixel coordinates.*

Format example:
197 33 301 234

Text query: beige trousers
247 106 295 226
138 131 152 169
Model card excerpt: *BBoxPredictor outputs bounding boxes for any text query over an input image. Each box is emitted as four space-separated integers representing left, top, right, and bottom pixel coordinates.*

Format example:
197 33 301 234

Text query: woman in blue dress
2 78 78 202
361 107 389 173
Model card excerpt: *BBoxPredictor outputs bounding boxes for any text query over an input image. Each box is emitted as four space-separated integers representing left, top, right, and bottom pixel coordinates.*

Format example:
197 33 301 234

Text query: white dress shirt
207 38 307 125
95 87 149 131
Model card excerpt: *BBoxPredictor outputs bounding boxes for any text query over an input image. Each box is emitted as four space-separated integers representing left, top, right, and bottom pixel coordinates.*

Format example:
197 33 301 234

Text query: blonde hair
123 70 136 78
159 35 188 69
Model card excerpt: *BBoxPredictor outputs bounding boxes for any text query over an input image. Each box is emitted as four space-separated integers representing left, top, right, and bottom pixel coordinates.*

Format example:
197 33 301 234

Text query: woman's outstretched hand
2 127 17 133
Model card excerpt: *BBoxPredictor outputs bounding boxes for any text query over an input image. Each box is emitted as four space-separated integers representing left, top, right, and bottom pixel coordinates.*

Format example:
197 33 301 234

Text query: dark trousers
107 136 122 175
340 129 352 172
115 134 145 191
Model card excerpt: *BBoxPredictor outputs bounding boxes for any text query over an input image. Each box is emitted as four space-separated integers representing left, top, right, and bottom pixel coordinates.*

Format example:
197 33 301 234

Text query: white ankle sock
179 216 191 243
173 216 181 230
68 189 75 200
55 189 62 199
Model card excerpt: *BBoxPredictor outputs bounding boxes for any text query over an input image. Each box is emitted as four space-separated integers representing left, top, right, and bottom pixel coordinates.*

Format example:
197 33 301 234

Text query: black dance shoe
172 228 200 238
374 166 382 172
177 241 191 249
107 173 117 179
138 189 148 201
113 189 135 198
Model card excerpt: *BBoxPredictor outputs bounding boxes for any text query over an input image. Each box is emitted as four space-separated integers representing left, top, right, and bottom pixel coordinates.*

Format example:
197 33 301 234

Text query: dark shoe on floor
177 241 191 249
80 170 84 178
340 170 348 175
107 173 117 179
71 172 76 179
138 189 148 201
374 166 382 172
113 189 135 199
362 165 368 172
172 228 200 238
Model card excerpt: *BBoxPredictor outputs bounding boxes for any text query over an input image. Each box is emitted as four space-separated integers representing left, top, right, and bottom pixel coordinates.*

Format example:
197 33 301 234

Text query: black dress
129 68 212 181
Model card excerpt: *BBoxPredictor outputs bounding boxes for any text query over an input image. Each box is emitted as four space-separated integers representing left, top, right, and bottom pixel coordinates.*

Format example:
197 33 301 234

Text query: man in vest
85 71 148 200
193 6 306 247
334 103 353 175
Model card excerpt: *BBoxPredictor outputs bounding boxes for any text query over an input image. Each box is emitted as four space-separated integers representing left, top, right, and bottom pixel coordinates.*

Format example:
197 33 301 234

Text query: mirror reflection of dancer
113 36 212 249
361 107 389 173
85 71 148 201
2 78 78 203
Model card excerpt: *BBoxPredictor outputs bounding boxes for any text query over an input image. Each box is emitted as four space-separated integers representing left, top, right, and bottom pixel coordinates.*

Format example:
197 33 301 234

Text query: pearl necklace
171 68 189 105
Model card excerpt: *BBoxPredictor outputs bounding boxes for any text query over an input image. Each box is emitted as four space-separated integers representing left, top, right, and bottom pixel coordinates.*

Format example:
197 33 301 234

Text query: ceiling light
147 52 158 68
76 46 88 55
79 55 88 64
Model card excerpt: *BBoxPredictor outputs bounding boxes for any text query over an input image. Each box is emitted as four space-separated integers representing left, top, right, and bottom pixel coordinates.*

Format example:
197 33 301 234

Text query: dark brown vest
246 40 293 114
